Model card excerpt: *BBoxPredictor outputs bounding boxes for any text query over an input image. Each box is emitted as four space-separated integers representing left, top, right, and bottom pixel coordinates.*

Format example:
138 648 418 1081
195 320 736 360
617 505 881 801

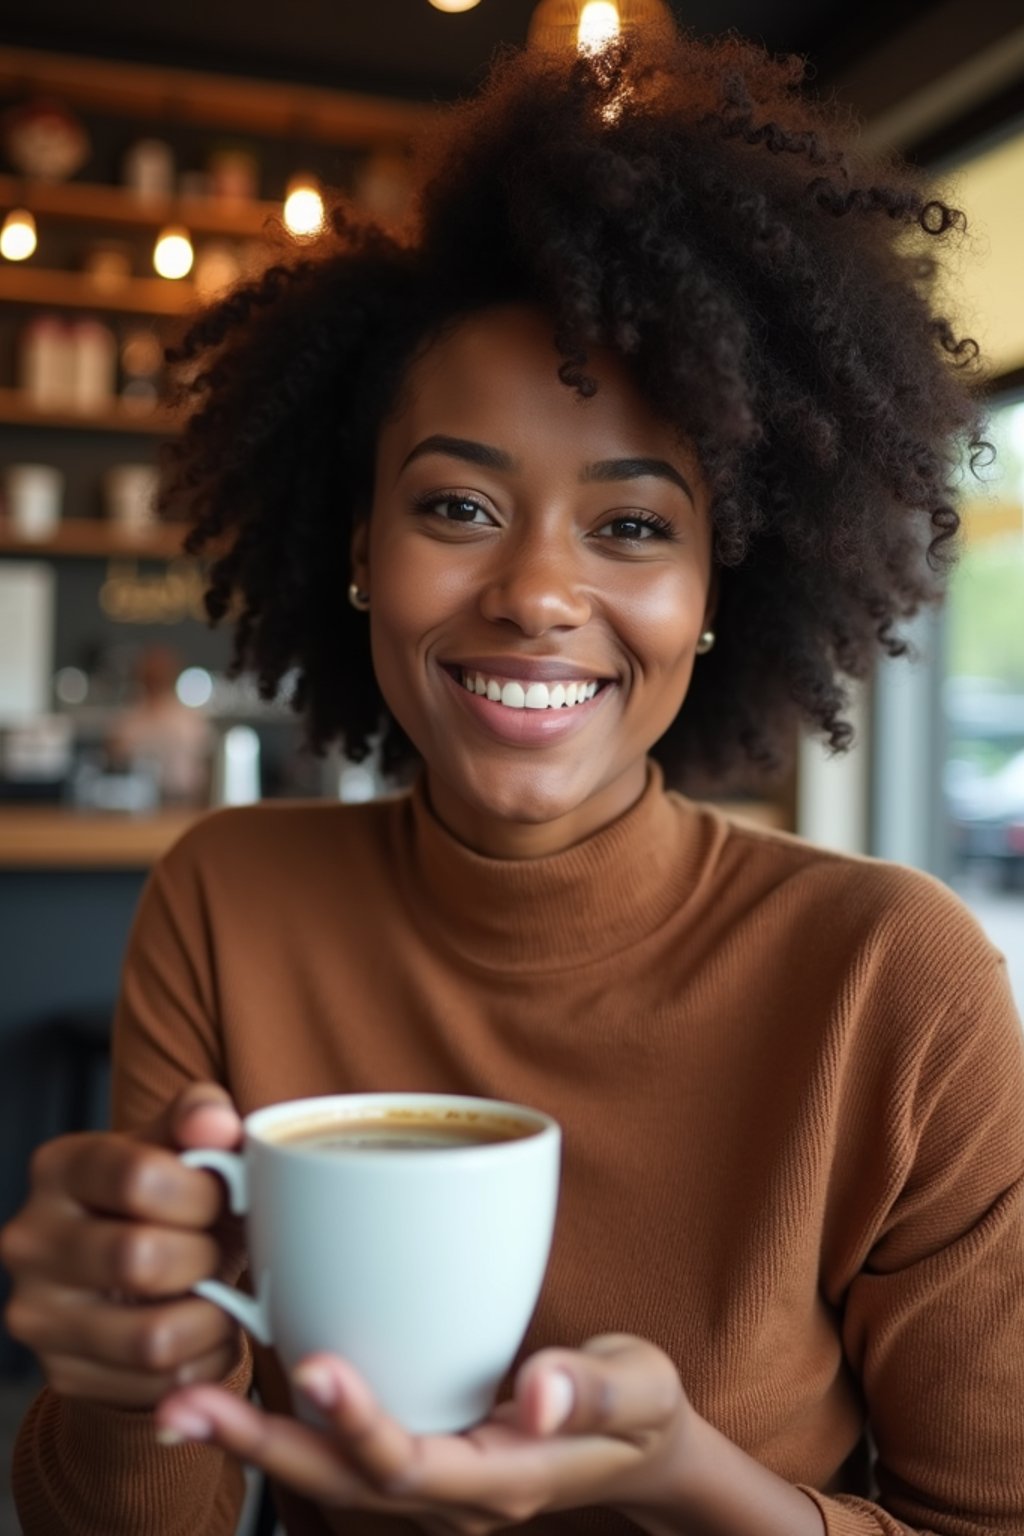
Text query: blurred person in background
106 643 213 805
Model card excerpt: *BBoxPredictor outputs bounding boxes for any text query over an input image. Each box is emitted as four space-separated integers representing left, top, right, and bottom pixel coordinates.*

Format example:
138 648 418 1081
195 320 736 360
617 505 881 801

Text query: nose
477 525 592 636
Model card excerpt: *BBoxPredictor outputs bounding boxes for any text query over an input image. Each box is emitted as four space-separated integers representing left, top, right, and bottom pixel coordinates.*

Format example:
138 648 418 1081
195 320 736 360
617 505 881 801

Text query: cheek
617 566 707 679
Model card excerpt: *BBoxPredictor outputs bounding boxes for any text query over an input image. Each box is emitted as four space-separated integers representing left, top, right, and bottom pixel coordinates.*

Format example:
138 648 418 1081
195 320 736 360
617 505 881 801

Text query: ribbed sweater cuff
797 1487 911 1536
12 1341 251 1536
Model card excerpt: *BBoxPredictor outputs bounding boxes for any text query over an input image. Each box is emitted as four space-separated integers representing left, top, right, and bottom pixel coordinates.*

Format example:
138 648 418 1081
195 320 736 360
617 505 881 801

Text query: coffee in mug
181 1092 561 1434
264 1107 535 1153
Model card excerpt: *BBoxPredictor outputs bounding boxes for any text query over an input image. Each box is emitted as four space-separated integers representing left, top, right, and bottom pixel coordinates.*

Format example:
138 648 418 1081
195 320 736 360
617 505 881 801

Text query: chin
471 781 577 828
454 757 587 828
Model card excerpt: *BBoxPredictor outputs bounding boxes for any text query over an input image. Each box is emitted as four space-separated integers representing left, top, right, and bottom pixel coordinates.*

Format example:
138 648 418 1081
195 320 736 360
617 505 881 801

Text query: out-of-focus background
0 2 1021 1529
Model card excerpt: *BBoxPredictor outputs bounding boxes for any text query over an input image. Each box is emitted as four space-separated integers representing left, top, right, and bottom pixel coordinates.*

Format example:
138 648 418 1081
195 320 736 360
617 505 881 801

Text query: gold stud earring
348 583 370 612
695 629 716 655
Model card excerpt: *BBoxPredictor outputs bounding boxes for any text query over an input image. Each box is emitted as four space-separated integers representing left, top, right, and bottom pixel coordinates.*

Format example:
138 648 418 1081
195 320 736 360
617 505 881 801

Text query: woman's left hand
156 1333 694 1533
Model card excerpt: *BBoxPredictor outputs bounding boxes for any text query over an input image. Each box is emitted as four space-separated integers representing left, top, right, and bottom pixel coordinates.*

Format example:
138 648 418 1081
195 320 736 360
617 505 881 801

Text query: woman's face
354 305 715 857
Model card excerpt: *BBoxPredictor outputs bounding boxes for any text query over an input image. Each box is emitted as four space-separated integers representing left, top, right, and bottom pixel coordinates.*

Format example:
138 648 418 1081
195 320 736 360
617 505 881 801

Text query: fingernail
155 1409 212 1444
537 1370 574 1435
293 1362 338 1410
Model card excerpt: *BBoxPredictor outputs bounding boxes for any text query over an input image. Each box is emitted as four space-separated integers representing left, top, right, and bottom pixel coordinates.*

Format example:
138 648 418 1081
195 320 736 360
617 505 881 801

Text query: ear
349 518 370 595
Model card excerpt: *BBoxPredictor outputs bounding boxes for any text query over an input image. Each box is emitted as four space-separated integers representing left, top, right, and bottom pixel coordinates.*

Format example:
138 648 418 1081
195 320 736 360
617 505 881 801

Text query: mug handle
179 1148 272 1346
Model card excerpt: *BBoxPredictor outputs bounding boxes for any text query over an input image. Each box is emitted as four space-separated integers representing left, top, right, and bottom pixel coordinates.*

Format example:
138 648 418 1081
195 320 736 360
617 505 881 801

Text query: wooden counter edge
0 797 789 871
0 808 206 868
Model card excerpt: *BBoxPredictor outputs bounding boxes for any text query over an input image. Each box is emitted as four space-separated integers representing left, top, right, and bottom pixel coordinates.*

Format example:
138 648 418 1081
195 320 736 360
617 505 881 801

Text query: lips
439 662 613 746
441 655 614 685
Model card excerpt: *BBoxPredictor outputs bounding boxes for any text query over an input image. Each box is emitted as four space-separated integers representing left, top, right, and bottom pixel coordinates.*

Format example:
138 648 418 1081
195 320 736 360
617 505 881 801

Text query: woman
3 30 1022 1536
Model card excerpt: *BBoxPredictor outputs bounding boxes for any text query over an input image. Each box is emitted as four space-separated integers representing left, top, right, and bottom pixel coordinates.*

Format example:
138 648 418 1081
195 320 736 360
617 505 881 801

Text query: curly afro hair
162 30 985 785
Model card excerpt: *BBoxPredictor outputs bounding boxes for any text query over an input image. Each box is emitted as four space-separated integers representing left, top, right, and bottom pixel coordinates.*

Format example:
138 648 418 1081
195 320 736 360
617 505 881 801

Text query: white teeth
459 670 601 710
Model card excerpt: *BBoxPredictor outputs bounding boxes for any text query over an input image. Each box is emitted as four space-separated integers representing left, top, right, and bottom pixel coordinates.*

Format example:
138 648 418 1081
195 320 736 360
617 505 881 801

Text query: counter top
0 797 788 871
0 807 203 868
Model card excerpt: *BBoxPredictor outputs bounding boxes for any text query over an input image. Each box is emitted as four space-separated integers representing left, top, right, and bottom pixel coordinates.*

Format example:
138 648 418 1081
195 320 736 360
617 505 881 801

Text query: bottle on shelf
70 318 117 412
122 138 175 203
19 314 75 409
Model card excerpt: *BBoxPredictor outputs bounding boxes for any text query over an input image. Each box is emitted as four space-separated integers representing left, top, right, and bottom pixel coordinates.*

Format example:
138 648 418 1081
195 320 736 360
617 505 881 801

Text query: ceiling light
528 0 674 52
578 1 620 49
153 223 194 280
428 0 483 11
1 208 37 261
283 173 325 238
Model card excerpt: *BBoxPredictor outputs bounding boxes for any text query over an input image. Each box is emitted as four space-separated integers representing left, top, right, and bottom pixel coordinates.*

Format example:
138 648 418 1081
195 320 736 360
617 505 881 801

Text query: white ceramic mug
182 1092 561 1434
4 464 63 539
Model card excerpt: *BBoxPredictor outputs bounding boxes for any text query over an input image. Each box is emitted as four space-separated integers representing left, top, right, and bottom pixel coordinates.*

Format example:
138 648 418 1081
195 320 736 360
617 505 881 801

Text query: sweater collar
398 761 709 972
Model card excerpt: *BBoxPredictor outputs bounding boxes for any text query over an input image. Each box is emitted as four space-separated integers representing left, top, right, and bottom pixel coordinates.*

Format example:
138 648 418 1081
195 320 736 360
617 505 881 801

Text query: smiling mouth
451 668 609 711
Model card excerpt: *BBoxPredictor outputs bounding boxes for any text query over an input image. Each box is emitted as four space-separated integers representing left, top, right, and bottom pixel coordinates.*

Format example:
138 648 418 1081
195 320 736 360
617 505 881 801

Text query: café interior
0 1 1022 1530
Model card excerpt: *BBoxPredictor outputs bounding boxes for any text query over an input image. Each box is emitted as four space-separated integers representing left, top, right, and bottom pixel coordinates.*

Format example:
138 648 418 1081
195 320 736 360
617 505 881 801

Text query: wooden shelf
0 805 204 868
0 265 200 316
0 517 192 559
0 45 435 148
0 387 179 434
0 174 286 239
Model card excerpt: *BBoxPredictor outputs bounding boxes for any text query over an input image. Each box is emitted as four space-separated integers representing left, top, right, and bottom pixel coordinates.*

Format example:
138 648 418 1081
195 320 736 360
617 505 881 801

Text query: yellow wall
938 131 1024 378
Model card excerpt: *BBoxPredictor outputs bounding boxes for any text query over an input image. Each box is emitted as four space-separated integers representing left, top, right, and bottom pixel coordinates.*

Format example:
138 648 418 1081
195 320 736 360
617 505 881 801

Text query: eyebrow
582 457 694 507
400 435 695 507
400 435 515 475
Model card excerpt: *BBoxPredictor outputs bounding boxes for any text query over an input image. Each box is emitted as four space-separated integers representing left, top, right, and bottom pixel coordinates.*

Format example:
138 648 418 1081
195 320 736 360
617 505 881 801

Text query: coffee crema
265 1110 536 1154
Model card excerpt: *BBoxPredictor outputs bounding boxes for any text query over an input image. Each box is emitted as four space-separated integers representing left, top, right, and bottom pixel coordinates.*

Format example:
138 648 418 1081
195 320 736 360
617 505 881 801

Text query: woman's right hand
0 1083 245 1408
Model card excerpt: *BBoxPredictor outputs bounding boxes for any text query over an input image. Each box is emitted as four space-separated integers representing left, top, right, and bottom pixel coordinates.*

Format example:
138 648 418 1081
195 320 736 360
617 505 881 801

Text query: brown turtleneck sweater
12 766 1024 1536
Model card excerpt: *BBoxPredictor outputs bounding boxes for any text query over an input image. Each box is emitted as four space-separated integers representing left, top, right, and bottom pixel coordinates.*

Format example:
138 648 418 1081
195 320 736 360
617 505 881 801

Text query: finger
514 1335 682 1440
291 1355 421 1496
163 1084 243 1154
8 1212 220 1296
41 1340 240 1408
155 1387 395 1509
33 1135 225 1228
7 1285 237 1373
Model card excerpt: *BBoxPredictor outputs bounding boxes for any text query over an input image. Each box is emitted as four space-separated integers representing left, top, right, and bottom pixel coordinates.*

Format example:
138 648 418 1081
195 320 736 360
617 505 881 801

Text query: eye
595 512 675 543
415 492 496 526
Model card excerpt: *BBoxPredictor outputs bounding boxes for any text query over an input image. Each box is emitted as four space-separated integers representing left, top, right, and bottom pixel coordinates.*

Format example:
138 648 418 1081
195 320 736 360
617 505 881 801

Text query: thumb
514 1334 683 1439
146 1081 243 1152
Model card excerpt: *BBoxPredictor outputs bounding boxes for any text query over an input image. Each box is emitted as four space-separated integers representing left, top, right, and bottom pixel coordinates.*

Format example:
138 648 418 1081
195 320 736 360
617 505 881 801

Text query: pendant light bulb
577 0 620 49
1 207 38 262
528 0 673 53
153 224 194 280
283 173 325 238
428 0 483 11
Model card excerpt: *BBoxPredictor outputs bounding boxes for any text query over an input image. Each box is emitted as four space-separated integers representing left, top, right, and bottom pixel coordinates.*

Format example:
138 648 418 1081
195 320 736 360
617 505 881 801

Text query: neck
403 758 709 972
423 762 650 859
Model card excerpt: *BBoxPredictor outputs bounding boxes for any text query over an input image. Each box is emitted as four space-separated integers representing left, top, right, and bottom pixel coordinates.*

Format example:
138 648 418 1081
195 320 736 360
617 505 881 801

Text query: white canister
3 464 64 540
19 316 75 410
71 319 117 413
123 138 175 203
104 463 160 532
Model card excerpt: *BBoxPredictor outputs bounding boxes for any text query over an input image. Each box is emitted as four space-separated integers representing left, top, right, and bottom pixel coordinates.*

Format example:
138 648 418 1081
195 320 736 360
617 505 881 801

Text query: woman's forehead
381 304 695 472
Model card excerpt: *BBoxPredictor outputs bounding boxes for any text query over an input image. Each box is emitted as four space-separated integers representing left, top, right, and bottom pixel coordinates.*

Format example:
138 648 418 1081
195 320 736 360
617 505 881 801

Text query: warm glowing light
283 174 325 238
1 208 37 261
529 0 673 53
428 0 482 11
577 0 620 50
153 224 194 280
